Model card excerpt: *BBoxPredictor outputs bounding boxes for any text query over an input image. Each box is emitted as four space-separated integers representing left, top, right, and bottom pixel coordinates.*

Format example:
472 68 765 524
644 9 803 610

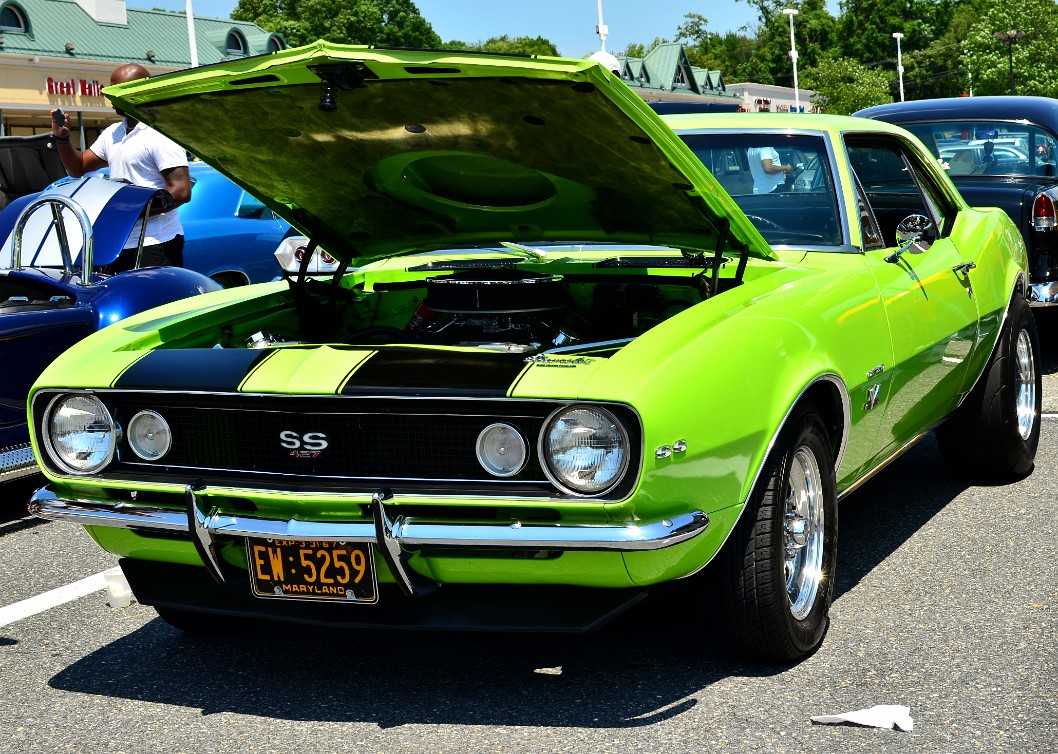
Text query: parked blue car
857 96 1058 305
0 175 222 482
178 162 291 287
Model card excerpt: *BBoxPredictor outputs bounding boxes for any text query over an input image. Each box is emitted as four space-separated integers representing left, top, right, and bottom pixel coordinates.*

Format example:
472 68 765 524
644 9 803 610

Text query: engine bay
261 261 720 355
185 244 767 355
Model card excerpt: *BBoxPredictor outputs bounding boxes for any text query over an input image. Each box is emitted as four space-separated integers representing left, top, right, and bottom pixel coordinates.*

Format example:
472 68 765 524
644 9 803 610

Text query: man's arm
760 157 793 175
149 165 192 215
50 108 107 177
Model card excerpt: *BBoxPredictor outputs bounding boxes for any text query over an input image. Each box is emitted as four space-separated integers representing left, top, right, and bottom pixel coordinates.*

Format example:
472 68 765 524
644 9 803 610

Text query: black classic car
857 96 1058 304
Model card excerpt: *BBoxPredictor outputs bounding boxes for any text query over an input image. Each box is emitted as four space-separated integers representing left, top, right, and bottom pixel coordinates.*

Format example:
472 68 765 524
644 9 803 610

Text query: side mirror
887 214 937 263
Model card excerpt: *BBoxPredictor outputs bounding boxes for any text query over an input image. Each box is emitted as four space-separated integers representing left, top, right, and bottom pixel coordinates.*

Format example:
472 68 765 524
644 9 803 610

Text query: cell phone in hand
53 108 67 128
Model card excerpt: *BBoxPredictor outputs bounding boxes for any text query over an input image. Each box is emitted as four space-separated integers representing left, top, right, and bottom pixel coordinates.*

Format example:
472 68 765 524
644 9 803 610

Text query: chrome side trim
0 443 37 482
836 430 929 502
29 486 709 552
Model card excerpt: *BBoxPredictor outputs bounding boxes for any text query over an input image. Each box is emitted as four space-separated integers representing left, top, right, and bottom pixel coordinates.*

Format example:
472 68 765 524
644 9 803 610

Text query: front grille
34 391 642 499
134 405 544 480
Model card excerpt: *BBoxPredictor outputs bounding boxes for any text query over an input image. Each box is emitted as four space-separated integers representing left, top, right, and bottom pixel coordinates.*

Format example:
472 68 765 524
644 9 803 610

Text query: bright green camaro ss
28 43 1040 662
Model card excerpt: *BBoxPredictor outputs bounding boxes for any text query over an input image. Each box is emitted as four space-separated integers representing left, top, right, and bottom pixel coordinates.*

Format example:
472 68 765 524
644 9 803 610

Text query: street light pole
783 8 800 112
992 30 1025 95
893 32 904 102
596 0 608 52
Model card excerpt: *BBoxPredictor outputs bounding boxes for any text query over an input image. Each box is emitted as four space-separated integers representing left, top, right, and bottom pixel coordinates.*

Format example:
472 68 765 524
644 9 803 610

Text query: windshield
902 121 1058 178
676 133 844 248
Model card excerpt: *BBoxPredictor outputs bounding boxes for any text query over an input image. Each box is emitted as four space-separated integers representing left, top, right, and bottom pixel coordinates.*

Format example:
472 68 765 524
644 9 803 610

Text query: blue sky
133 1 787 58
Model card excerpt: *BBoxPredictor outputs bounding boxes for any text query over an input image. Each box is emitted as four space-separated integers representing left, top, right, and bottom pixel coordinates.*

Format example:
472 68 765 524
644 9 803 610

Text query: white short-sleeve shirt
90 119 186 248
747 146 786 194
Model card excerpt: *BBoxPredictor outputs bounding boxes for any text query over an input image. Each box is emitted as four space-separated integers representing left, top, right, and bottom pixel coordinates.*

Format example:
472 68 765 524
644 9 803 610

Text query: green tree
961 0 1058 96
232 0 441 48
675 13 756 79
897 1 985 100
837 0 956 69
443 36 558 55
479 35 559 56
802 55 893 113
737 0 837 85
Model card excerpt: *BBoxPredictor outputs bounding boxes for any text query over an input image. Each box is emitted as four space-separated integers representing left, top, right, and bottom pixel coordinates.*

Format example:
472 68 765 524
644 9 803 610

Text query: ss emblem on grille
280 430 329 457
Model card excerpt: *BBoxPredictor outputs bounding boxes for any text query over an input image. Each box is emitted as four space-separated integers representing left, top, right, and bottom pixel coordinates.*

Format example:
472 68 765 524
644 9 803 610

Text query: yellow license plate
247 538 377 603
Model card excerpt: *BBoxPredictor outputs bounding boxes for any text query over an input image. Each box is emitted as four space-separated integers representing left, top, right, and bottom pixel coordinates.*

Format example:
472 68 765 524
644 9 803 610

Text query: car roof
856 96 1058 130
659 111 915 137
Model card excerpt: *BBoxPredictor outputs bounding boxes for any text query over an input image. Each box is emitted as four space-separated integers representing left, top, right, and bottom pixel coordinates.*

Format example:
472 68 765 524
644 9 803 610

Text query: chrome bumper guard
29 484 710 596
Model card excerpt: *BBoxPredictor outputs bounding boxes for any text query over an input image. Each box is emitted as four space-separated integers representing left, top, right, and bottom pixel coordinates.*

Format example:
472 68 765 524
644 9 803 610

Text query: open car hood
106 41 774 266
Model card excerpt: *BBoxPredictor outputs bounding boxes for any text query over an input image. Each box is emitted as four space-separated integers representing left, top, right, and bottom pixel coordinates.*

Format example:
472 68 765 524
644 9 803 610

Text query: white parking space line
0 567 119 629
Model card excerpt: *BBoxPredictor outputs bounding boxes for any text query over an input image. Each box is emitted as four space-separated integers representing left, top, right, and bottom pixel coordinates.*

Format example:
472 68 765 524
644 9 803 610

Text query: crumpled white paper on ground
810 704 914 732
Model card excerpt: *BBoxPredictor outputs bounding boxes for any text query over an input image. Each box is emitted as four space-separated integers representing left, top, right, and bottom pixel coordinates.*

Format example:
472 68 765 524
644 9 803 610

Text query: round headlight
127 410 172 461
541 406 629 495
45 394 118 474
476 423 528 477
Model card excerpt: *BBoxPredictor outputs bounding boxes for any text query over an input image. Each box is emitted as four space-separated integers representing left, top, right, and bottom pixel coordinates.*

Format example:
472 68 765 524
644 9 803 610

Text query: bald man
51 63 192 272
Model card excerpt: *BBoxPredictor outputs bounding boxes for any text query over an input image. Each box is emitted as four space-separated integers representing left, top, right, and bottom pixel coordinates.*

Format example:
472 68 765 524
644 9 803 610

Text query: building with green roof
0 0 283 139
614 43 738 106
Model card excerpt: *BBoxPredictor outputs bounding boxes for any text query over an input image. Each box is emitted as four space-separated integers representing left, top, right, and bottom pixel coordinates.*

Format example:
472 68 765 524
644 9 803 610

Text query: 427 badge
280 430 328 458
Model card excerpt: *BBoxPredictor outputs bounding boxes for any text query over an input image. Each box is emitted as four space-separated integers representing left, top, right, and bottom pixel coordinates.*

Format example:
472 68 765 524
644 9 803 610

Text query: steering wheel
745 215 783 232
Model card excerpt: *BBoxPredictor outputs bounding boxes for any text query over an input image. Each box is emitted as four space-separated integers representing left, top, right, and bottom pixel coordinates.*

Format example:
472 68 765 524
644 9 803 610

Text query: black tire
937 293 1041 480
717 405 838 663
154 606 243 634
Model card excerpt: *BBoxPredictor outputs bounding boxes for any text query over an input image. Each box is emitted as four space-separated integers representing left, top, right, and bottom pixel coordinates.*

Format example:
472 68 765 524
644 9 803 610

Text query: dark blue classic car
857 96 1058 304
0 176 221 482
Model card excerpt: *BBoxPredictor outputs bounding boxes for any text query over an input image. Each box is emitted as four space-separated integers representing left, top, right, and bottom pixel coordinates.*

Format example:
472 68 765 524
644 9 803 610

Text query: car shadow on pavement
832 433 969 600
1034 308 1058 377
45 437 974 729
46 611 761 727
0 474 45 527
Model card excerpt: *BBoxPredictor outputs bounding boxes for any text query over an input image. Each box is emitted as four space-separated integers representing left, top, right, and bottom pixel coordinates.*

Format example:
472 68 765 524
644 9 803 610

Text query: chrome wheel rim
784 446 825 621
1015 328 1037 441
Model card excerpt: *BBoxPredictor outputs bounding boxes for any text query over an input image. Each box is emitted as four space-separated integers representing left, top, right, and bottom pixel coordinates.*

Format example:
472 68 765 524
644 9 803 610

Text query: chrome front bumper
29 484 710 595
1030 280 1058 305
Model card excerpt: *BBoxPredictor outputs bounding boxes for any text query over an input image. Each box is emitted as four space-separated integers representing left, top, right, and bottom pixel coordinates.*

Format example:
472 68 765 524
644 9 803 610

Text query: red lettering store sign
46 77 105 97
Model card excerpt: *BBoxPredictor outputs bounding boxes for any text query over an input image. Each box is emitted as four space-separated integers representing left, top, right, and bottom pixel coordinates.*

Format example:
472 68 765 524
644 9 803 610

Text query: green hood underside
106 42 773 266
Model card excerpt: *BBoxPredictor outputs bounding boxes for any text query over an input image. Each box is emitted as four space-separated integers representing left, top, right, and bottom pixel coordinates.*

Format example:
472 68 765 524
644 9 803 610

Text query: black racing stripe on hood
340 349 529 396
113 349 274 391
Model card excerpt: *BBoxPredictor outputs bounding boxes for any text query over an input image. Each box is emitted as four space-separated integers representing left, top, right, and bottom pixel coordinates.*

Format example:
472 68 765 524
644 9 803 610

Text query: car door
845 133 981 459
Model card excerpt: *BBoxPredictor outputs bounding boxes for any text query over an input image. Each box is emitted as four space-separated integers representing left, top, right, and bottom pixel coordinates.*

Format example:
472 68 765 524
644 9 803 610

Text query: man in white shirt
50 63 191 272
747 146 794 194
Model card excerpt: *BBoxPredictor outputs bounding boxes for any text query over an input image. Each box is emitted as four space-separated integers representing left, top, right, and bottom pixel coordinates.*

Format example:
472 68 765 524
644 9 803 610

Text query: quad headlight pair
41 396 630 497
477 406 630 496
43 395 169 475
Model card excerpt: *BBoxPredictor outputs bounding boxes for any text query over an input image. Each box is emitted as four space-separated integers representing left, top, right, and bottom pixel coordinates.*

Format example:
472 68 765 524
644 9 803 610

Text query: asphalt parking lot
1 319 1056 753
